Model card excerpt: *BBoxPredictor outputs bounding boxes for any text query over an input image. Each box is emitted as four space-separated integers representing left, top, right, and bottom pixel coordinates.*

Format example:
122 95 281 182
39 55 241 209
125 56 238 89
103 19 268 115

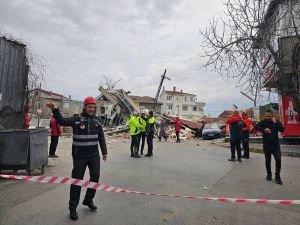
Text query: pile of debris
154 113 204 141
97 86 140 127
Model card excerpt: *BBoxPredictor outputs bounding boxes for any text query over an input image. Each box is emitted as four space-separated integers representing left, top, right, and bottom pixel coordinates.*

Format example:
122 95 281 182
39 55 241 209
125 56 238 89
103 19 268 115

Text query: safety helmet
84 96 96 106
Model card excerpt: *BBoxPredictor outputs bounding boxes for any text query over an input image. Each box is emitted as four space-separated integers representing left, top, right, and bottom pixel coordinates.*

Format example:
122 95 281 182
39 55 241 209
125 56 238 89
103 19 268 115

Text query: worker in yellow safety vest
137 110 147 155
127 113 141 158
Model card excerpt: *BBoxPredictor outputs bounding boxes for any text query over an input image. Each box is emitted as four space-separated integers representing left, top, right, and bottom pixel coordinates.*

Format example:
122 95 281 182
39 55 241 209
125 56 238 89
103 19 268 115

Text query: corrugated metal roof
0 37 28 130
164 90 195 96
129 95 163 104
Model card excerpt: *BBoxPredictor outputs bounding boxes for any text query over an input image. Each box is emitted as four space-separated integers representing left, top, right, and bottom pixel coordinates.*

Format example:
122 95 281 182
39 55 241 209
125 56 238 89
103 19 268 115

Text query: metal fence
0 37 28 130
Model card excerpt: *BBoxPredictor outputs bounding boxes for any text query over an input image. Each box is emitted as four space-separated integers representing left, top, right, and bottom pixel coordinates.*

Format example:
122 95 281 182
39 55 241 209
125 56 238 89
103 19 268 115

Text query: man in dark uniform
255 109 284 185
145 110 155 157
46 96 107 220
137 110 147 155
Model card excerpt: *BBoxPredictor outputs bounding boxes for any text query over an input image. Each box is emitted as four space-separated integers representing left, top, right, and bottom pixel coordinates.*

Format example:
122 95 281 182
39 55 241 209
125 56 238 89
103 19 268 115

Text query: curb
212 142 300 158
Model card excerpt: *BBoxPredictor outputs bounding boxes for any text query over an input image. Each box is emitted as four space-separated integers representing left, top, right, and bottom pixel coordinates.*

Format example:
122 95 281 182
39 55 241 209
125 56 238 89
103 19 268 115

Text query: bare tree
200 0 300 109
100 75 122 90
26 50 46 92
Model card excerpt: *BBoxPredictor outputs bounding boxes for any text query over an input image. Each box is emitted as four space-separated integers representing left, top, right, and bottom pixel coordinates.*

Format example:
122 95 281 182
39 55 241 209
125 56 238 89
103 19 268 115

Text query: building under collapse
96 86 140 127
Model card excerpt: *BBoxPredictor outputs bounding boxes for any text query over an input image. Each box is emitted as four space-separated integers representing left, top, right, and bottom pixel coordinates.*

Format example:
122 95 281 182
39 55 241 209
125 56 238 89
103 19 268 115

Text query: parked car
202 123 221 140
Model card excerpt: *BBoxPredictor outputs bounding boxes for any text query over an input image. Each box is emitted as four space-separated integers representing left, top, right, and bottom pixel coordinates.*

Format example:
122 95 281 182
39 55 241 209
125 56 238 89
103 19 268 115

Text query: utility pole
154 69 171 112
240 91 256 107
37 83 42 128
241 87 259 120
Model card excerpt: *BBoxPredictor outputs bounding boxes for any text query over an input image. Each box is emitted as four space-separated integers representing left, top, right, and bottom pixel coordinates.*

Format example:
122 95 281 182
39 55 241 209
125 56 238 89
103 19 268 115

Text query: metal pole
154 69 170 112
37 83 41 128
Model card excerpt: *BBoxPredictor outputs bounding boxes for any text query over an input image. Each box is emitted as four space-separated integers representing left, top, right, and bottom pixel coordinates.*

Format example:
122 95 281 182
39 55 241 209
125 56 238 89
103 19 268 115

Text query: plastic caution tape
1 174 299 205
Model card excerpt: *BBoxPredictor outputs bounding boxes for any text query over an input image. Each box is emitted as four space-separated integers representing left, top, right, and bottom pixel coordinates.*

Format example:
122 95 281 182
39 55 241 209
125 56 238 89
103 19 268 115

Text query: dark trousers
49 136 59 155
176 131 180 143
230 138 242 159
242 131 250 158
137 132 146 154
263 144 281 177
146 133 154 155
130 135 139 156
69 156 100 209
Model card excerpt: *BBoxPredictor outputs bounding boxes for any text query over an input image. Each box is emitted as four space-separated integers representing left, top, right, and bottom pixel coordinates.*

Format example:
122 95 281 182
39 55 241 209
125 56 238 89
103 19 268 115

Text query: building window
193 106 197 111
63 102 70 108
167 104 173 110
167 96 172 101
199 108 203 112
185 97 187 101
190 97 194 102
100 107 105 114
182 105 188 111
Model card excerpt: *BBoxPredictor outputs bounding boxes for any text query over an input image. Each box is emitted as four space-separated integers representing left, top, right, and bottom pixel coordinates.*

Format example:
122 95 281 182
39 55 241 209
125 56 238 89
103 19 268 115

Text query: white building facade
159 86 205 121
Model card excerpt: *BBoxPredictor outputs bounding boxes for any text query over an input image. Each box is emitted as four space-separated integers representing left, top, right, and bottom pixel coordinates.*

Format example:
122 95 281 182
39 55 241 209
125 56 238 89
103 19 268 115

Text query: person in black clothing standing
226 109 243 162
241 111 250 159
46 96 108 220
145 110 155 157
255 109 284 185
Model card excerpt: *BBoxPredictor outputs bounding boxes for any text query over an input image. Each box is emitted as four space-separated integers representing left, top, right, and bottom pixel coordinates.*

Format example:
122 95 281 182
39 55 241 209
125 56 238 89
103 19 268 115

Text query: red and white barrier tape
1 174 299 205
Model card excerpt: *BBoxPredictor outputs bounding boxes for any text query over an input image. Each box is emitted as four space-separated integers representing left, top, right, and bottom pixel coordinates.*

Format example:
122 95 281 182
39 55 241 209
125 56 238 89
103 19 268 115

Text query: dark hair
265 109 273 115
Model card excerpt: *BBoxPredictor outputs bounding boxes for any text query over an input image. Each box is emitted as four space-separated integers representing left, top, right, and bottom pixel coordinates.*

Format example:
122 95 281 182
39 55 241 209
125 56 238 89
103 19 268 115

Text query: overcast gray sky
0 0 275 116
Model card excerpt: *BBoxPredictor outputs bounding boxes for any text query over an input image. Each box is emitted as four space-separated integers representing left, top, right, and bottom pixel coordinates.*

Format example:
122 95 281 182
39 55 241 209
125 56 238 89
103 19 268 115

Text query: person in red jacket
22 106 30 129
174 117 181 143
226 110 243 162
49 115 62 157
241 111 250 159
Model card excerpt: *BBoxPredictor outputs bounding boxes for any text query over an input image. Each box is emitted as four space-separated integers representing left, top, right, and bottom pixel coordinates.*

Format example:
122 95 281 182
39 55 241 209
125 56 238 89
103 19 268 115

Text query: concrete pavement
0 137 299 225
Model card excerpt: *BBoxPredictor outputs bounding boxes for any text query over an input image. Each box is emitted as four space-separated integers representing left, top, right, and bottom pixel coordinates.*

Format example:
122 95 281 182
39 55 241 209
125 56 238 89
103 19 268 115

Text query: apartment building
159 86 205 121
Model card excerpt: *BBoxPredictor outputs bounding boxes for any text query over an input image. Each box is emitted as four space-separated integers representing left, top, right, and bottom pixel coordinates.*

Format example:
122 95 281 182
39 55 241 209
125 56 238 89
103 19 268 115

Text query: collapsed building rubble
96 86 140 135
153 114 204 141
96 87 204 140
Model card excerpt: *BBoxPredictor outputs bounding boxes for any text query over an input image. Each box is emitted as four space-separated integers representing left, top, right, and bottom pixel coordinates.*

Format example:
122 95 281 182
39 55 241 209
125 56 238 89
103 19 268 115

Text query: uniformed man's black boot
134 154 141 158
82 199 98 210
69 208 78 220
275 176 283 185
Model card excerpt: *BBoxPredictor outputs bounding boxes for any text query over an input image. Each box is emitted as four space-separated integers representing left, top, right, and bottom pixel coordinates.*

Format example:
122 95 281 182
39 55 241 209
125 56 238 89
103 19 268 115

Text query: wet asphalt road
0 137 299 225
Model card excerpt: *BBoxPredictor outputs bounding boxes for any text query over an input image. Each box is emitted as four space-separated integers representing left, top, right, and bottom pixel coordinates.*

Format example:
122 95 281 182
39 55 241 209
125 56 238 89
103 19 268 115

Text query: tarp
0 37 28 130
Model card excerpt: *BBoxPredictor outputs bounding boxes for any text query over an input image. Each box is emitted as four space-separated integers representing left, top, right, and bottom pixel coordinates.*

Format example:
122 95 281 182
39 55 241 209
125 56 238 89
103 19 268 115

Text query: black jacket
255 120 284 146
53 108 107 159
230 120 243 140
